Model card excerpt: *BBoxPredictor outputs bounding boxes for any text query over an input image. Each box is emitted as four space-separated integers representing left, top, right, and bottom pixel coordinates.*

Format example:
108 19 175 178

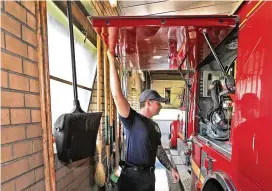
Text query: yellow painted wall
127 71 141 111
151 80 185 108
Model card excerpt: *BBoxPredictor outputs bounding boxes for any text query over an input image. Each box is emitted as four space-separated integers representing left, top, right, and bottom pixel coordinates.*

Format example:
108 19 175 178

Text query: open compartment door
89 15 238 71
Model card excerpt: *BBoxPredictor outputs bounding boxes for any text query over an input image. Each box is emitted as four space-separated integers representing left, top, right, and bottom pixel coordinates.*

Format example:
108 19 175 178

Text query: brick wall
126 71 141 111
53 1 119 190
54 156 96 191
54 1 119 191
1 1 45 190
131 88 140 111
89 56 107 169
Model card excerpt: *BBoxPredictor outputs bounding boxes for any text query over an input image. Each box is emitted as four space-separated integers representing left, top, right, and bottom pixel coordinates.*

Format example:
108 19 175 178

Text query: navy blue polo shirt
119 108 161 167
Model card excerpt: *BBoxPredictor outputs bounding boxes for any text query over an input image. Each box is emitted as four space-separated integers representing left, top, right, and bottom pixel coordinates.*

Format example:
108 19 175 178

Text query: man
107 50 180 191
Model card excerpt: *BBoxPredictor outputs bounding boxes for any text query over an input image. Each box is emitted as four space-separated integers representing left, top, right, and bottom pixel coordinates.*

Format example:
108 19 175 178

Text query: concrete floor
155 156 184 191
155 132 184 191
155 159 170 191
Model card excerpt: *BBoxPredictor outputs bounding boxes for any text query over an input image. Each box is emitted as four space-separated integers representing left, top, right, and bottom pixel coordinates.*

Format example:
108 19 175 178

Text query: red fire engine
90 1 272 190
189 2 272 191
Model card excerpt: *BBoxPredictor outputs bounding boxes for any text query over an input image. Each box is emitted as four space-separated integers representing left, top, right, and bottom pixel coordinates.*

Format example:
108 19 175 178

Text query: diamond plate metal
177 165 192 191
170 149 179 156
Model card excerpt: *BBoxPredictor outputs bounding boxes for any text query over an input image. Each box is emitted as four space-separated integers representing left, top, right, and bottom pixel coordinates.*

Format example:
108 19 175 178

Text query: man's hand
171 168 180 183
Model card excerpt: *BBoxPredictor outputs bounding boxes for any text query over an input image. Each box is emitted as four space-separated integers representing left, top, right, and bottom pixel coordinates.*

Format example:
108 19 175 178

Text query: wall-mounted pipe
36 2 56 190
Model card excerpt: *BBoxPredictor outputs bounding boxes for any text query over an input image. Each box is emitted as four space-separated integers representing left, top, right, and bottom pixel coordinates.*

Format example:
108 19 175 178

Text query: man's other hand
171 168 180 183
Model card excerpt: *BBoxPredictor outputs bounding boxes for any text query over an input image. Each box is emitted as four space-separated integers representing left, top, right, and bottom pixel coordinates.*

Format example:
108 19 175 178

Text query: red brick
56 181 61 191
27 12 36 30
13 140 33 159
1 71 8 88
5 1 27 23
28 45 38 62
29 179 45 191
1 145 13 163
23 60 38 77
67 159 87 171
1 31 5 48
1 12 21 37
1 157 29 182
31 110 41 122
81 169 90 183
26 123 42 138
10 109 30 124
60 173 74 190
30 79 39 93
25 94 40 108
29 152 44 169
73 166 85 179
1 91 24 107
15 170 35 190
5 34 28 58
9 73 29 91
1 180 15 191
1 51 23 73
56 167 67 181
65 165 76 175
74 175 89 191
1 109 10 125
1 125 26 144
22 1 35 15
68 171 85 191
22 26 37 46
33 139 42 152
34 166 44 181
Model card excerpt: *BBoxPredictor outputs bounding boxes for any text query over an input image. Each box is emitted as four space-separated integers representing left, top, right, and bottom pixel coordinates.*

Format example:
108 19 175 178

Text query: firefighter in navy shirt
107 50 180 191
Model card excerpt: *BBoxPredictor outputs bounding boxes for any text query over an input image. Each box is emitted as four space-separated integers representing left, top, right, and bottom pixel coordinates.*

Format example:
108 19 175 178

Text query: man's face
149 100 162 115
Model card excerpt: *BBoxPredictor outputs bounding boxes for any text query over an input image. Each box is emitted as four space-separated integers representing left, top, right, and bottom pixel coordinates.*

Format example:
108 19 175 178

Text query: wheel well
202 178 224 191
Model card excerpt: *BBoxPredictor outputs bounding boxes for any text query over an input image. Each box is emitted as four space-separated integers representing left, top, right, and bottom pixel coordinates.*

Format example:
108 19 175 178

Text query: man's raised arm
107 50 130 118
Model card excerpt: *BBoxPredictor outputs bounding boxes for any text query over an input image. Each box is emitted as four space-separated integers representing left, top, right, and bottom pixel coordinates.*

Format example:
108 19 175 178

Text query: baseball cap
139 89 169 103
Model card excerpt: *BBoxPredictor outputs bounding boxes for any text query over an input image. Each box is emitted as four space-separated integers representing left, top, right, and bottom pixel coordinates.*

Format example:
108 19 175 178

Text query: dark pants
117 167 155 191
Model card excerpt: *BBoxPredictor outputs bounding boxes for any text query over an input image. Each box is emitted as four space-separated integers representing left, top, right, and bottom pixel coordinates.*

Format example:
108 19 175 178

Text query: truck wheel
202 179 224 191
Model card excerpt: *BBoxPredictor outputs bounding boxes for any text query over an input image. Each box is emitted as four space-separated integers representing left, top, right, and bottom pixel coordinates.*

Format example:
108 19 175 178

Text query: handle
67 2 83 112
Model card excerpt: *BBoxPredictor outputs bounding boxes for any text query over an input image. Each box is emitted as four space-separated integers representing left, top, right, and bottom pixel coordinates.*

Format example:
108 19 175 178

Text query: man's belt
119 160 155 172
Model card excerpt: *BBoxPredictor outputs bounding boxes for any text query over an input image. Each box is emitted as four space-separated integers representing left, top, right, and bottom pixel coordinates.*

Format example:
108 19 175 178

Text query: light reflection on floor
155 159 169 191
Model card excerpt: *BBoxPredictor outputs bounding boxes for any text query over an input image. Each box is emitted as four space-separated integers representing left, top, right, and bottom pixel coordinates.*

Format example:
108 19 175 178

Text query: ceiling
117 1 241 16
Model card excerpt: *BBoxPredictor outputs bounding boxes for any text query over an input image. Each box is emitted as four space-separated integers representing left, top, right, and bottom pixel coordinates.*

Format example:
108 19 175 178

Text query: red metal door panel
232 2 272 190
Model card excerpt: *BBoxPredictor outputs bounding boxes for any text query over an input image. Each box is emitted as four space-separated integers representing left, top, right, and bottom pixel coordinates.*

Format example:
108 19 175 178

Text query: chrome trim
192 136 203 147
201 171 236 191
197 135 231 159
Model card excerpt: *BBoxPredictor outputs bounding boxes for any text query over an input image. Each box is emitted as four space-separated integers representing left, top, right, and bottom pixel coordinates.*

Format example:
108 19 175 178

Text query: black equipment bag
53 2 102 164
54 107 102 164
